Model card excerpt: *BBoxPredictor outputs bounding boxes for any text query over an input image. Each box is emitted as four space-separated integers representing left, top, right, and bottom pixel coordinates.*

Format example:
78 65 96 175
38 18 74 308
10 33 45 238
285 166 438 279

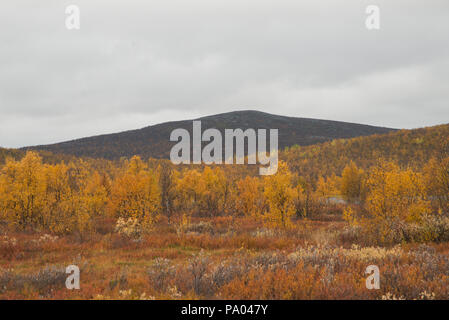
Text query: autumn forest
0 122 448 300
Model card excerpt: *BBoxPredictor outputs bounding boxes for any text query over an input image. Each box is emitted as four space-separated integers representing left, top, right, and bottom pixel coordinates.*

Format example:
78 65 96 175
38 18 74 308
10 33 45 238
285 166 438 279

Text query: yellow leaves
422 157 449 213
0 148 443 241
176 169 201 203
176 167 228 216
316 174 340 198
84 171 109 216
365 161 430 222
109 156 160 231
177 213 191 234
340 161 365 203
126 156 148 175
0 151 47 230
0 151 101 234
236 176 263 217
342 207 357 226
263 161 296 229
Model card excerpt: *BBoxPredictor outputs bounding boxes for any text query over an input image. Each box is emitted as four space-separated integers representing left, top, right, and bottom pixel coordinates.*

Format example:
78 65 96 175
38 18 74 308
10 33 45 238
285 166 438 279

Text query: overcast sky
0 0 448 148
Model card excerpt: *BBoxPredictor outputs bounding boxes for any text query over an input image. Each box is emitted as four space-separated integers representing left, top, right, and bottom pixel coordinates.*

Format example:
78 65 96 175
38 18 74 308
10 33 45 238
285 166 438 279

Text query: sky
0 0 448 148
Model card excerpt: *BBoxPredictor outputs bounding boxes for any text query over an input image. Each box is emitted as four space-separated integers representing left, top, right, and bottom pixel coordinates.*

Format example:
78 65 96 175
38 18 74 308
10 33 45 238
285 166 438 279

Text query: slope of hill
282 123 449 180
0 147 24 164
0 147 89 166
23 110 395 160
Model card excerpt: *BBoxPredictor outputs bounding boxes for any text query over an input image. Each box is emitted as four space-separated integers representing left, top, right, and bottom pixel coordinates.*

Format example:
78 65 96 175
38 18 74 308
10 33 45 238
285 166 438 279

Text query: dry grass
1 217 449 300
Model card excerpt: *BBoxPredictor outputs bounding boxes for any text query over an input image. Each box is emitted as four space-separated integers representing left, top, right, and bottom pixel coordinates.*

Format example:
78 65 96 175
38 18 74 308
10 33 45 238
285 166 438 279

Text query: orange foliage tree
263 161 297 229
108 156 160 230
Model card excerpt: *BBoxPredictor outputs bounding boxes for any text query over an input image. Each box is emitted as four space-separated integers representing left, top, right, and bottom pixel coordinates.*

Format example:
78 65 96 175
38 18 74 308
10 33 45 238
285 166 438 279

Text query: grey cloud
0 0 448 147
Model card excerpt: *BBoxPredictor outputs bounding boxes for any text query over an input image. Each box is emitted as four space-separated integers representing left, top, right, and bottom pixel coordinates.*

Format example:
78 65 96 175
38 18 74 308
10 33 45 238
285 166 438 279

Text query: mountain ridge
22 110 396 160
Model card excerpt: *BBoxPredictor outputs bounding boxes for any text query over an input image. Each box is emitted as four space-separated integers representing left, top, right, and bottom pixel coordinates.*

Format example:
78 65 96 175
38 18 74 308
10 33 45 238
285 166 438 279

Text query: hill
282 123 449 180
23 110 394 160
0 147 24 164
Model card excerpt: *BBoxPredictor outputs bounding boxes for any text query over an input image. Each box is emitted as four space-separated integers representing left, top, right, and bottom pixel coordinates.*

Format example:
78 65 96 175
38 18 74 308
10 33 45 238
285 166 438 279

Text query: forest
0 123 448 299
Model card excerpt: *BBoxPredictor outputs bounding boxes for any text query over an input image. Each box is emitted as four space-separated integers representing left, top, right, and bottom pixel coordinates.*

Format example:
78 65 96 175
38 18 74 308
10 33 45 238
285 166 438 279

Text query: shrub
177 221 214 235
147 258 176 292
115 217 142 239
0 235 19 259
0 265 66 296
187 250 210 295
341 214 449 245
109 269 128 291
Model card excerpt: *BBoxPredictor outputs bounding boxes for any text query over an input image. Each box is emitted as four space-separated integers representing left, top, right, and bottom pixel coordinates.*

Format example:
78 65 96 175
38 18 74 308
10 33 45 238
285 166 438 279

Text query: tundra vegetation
0 124 448 299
